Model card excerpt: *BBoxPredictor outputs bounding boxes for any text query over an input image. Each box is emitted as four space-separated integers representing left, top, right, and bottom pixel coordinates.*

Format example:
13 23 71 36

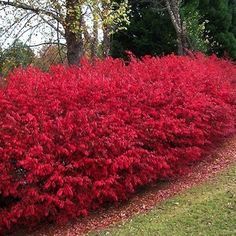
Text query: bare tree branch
39 15 65 36
13 13 38 39
23 23 44 44
56 11 64 63
0 12 33 38
27 42 66 47
0 0 64 24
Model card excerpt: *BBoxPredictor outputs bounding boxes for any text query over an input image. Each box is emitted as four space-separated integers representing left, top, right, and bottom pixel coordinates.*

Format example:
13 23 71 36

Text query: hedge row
0 54 235 234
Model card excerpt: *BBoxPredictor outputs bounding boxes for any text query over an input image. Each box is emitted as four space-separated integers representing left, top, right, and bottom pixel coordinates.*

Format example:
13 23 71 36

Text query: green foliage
0 40 35 76
101 0 130 34
181 0 209 53
198 0 236 59
111 0 177 58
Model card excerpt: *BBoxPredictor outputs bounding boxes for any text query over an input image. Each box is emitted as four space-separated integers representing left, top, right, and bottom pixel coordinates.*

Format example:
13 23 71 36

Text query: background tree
0 0 130 65
181 0 209 53
162 0 192 55
198 0 236 59
33 44 67 71
0 39 35 76
80 0 130 59
112 0 205 58
111 0 177 58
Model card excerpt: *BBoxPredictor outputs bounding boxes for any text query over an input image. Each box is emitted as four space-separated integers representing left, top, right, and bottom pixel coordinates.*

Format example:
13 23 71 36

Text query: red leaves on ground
0 54 235 234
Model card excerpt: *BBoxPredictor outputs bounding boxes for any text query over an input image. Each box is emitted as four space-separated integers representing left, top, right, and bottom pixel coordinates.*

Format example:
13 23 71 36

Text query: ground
90 155 236 235
15 137 236 236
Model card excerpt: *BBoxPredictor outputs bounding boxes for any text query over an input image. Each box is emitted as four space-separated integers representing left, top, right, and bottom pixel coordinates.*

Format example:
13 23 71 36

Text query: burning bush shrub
0 54 235 234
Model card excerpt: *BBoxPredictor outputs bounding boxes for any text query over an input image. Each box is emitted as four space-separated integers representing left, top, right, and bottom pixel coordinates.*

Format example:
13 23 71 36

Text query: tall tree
163 0 191 55
0 0 130 65
83 0 130 59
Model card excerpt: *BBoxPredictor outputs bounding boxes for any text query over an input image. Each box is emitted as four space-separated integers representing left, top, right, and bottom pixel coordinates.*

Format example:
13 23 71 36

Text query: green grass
89 164 236 236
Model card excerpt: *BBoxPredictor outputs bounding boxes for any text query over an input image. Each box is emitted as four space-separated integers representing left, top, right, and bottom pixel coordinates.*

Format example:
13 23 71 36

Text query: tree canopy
0 0 130 64
198 0 236 59
111 0 177 58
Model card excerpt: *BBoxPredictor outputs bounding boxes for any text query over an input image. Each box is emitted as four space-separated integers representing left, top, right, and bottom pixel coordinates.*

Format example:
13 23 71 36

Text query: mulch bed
14 136 236 236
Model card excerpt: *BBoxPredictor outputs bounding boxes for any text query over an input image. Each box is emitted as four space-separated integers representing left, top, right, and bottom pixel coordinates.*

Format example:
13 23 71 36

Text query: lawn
89 163 236 236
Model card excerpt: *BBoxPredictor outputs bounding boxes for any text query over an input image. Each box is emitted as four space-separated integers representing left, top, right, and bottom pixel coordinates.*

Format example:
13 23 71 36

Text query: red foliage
0 54 235 234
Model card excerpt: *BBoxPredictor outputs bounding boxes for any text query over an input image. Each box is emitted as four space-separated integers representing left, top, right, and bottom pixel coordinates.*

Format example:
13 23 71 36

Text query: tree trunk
91 15 99 61
177 23 189 55
101 1 111 58
65 30 84 65
102 26 111 58
65 0 84 65
164 0 190 55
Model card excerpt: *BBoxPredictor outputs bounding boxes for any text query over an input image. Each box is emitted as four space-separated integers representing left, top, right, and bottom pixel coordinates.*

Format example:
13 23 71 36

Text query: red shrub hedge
0 54 235 234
